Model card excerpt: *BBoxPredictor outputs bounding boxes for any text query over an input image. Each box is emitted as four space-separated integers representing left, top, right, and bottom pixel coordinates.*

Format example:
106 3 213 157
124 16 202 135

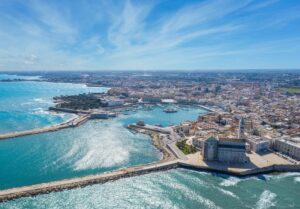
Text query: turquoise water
0 104 205 190
0 74 40 80
0 77 207 190
1 169 299 209
0 80 107 133
0 119 161 189
1 78 298 208
123 105 206 127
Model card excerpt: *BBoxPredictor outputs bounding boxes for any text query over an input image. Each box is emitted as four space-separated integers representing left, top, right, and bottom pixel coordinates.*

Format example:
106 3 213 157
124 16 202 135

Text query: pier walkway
0 114 90 140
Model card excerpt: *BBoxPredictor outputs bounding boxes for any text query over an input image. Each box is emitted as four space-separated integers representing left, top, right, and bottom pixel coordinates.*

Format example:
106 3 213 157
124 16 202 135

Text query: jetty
0 114 90 140
0 160 179 203
1 158 300 203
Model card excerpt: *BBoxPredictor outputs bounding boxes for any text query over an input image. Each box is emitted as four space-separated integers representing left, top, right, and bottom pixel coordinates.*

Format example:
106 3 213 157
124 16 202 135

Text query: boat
163 108 178 113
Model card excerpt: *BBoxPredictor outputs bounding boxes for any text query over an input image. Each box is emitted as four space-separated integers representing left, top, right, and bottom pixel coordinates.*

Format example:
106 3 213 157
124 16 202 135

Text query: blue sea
1 169 299 209
0 80 107 133
0 74 299 208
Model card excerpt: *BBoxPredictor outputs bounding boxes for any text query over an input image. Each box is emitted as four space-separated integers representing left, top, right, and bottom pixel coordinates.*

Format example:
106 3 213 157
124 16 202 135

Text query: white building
107 100 124 107
246 135 271 153
273 137 300 160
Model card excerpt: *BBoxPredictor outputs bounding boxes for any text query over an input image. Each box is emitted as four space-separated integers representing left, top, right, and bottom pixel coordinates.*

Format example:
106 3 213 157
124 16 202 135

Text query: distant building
142 97 161 103
90 112 109 119
107 100 124 107
202 136 248 164
246 135 271 153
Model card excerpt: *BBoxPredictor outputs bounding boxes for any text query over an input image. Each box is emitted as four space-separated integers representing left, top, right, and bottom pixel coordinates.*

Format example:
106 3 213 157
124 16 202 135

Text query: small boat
163 108 178 113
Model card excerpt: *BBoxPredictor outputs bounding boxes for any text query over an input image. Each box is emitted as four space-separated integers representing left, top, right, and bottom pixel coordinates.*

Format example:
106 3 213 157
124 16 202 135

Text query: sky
0 0 300 71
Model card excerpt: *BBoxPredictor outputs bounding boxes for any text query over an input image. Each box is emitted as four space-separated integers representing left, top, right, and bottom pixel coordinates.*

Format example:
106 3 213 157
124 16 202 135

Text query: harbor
1 122 300 203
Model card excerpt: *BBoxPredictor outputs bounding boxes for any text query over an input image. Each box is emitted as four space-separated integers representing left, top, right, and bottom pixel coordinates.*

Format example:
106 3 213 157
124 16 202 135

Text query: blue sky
0 0 299 71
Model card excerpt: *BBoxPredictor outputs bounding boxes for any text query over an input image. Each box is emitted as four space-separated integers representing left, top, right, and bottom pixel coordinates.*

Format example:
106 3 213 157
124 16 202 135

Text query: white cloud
0 0 299 71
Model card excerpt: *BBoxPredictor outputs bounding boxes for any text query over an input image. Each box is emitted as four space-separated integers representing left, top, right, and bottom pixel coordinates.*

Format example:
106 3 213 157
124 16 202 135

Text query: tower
238 117 245 139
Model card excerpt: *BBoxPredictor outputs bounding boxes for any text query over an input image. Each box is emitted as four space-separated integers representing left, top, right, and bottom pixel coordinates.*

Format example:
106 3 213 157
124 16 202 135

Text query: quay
0 114 90 140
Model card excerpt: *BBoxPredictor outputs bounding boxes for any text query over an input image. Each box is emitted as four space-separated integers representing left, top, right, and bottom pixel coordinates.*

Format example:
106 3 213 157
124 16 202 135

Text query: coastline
1 123 300 203
0 76 298 203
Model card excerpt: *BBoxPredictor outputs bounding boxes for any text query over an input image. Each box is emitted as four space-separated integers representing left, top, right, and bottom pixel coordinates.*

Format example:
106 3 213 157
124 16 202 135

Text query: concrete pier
0 114 90 140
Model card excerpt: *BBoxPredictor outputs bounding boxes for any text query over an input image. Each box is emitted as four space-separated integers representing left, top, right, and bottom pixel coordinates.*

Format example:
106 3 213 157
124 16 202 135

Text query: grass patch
279 88 300 94
176 140 197 155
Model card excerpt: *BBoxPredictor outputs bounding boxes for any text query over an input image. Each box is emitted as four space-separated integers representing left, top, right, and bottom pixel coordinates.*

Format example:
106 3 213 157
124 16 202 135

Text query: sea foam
256 190 277 209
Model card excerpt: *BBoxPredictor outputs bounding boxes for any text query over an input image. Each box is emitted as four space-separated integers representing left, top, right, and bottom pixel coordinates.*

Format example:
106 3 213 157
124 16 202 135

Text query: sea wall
1 161 300 203
0 161 179 203
178 162 300 177
0 115 90 140
49 107 90 114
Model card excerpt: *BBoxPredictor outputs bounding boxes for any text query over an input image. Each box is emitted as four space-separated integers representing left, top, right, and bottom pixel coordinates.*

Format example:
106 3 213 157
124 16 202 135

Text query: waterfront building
90 112 109 119
246 135 271 153
273 137 300 160
202 136 219 161
107 100 124 107
142 97 161 103
202 136 248 164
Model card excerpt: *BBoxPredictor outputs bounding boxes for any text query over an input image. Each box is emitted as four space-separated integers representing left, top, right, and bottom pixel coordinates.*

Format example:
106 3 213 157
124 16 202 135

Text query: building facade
202 136 248 164
273 138 300 160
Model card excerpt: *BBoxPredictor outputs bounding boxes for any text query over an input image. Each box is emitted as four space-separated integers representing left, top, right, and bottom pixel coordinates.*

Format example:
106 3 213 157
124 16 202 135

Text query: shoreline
0 80 298 203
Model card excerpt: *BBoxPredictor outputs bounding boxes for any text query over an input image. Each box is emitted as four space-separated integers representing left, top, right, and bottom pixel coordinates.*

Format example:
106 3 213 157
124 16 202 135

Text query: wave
64 122 133 171
219 177 242 187
33 107 50 115
294 177 300 183
33 98 52 104
264 172 300 180
217 188 239 199
256 190 277 209
157 173 221 209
